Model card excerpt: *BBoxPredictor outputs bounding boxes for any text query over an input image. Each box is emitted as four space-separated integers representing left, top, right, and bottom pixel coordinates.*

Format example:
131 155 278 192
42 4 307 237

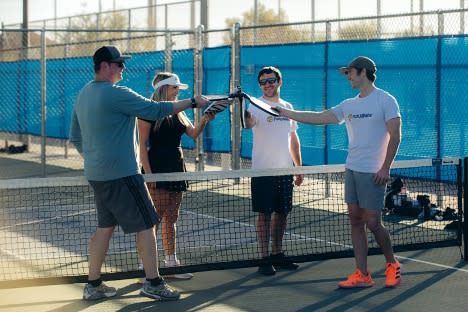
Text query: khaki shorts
345 169 386 210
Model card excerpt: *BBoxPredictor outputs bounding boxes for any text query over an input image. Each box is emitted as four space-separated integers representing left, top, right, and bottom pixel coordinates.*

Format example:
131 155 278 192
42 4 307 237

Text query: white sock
165 254 177 263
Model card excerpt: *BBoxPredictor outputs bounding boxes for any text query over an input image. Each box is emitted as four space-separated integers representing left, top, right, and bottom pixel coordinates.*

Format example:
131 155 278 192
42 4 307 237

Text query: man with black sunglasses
70 45 208 301
244 66 304 276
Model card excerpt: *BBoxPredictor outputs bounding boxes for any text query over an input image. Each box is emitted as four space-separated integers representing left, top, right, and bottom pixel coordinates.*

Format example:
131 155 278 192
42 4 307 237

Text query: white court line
183 210 467 273
0 229 87 260
0 204 95 260
0 206 95 230
395 255 468 273
2 206 465 274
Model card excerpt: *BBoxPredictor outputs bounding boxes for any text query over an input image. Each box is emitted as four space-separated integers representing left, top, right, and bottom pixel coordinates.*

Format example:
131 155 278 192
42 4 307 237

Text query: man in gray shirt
70 45 208 301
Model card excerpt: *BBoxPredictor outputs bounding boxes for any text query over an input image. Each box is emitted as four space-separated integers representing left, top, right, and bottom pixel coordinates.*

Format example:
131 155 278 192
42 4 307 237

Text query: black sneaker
271 252 299 271
257 264 276 275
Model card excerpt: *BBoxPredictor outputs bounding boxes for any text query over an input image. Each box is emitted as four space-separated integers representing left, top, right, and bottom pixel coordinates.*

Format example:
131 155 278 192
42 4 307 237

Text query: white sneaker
164 259 194 280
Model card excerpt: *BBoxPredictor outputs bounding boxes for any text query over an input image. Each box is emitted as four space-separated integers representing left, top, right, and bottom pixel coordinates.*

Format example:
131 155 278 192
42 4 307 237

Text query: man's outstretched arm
274 106 339 125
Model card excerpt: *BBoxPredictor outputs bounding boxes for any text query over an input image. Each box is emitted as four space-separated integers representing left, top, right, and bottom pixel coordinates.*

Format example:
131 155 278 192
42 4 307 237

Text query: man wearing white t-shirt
274 57 402 288
244 66 304 276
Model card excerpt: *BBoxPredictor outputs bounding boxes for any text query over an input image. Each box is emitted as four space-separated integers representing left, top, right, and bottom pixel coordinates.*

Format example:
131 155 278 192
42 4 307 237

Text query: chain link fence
0 9 466 178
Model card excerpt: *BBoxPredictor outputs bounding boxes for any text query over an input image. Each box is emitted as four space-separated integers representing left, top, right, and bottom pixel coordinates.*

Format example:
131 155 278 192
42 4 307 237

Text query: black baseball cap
339 56 376 75
93 46 131 65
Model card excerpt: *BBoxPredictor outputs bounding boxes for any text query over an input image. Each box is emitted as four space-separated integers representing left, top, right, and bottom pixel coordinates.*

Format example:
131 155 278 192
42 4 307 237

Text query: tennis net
0 157 464 287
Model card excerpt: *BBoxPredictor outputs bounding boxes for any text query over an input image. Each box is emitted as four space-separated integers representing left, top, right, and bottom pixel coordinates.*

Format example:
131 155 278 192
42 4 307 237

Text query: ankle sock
88 278 102 287
147 276 164 286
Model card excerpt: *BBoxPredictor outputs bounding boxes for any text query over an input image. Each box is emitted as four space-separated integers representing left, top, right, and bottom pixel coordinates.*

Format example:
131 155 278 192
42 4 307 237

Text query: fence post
40 29 47 177
164 32 173 72
127 9 132 52
194 25 204 171
19 26 30 151
435 12 443 207
323 21 331 196
464 157 467 260
231 23 241 171
461 0 466 34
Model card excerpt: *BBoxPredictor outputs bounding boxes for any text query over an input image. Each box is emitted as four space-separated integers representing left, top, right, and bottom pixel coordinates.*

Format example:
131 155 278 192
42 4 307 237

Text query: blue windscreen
0 35 466 162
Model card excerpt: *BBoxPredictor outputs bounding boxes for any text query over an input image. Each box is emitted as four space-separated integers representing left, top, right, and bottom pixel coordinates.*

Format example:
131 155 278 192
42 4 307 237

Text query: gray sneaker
140 278 181 301
83 283 117 300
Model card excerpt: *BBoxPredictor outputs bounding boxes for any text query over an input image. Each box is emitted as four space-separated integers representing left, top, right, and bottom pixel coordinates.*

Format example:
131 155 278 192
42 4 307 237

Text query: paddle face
205 95 231 102
203 89 279 121
203 99 231 114
242 93 279 117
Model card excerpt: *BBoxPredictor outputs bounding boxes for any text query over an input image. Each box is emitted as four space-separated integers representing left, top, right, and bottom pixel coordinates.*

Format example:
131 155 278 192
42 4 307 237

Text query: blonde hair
152 72 191 127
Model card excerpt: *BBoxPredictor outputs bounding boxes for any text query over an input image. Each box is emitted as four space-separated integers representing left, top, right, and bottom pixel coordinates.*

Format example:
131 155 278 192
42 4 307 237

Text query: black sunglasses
259 77 277 85
108 61 125 68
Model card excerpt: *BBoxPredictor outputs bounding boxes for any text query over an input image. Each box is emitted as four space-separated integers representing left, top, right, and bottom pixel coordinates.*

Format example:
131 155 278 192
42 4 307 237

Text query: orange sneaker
385 261 401 287
338 269 374 288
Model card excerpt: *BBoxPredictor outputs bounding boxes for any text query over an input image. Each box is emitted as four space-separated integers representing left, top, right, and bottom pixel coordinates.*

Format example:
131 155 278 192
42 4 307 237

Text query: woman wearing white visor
138 72 215 279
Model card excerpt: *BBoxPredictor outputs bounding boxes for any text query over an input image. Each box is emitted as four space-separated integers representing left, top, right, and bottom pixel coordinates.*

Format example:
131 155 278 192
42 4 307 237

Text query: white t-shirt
250 97 298 169
331 88 401 173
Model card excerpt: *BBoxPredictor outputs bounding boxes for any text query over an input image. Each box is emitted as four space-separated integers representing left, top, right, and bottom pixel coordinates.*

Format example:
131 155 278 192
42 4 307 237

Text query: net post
464 157 468 260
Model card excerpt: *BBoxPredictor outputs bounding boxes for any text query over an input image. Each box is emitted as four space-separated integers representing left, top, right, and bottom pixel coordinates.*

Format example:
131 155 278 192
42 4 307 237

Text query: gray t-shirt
69 80 173 181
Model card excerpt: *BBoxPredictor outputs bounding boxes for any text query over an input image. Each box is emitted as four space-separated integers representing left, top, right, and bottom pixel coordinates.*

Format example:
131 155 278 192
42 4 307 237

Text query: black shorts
89 174 159 234
251 175 294 214
143 164 189 192
156 180 188 192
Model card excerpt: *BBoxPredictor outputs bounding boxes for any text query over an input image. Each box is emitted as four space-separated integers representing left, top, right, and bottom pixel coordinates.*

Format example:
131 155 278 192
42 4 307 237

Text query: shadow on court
1 156 467 311
0 156 83 179
0 246 467 312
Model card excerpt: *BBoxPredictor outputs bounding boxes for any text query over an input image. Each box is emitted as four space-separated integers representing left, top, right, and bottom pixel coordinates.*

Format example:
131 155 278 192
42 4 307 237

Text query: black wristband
191 97 197 108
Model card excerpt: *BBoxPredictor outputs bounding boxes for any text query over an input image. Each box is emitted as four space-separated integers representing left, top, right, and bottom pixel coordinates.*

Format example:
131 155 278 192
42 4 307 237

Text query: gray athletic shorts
89 174 159 234
345 169 386 210
251 175 294 214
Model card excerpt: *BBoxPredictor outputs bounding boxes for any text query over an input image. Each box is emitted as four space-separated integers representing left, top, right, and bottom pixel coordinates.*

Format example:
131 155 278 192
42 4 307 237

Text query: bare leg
365 209 396 263
256 212 271 258
161 191 183 256
348 204 369 275
149 184 167 235
88 227 115 280
136 227 159 279
271 212 287 255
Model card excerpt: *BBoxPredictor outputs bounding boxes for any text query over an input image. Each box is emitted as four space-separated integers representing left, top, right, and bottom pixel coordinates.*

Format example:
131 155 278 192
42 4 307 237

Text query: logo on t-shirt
347 113 373 122
266 115 289 123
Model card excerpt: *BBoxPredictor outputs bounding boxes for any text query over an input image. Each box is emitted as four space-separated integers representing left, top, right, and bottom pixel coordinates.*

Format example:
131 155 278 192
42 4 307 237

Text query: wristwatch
191 97 197 108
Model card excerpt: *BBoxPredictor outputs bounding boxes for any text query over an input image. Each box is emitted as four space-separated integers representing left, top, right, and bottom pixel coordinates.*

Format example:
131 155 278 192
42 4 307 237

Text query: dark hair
94 63 101 73
92 46 130 73
257 66 282 82
355 67 376 82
